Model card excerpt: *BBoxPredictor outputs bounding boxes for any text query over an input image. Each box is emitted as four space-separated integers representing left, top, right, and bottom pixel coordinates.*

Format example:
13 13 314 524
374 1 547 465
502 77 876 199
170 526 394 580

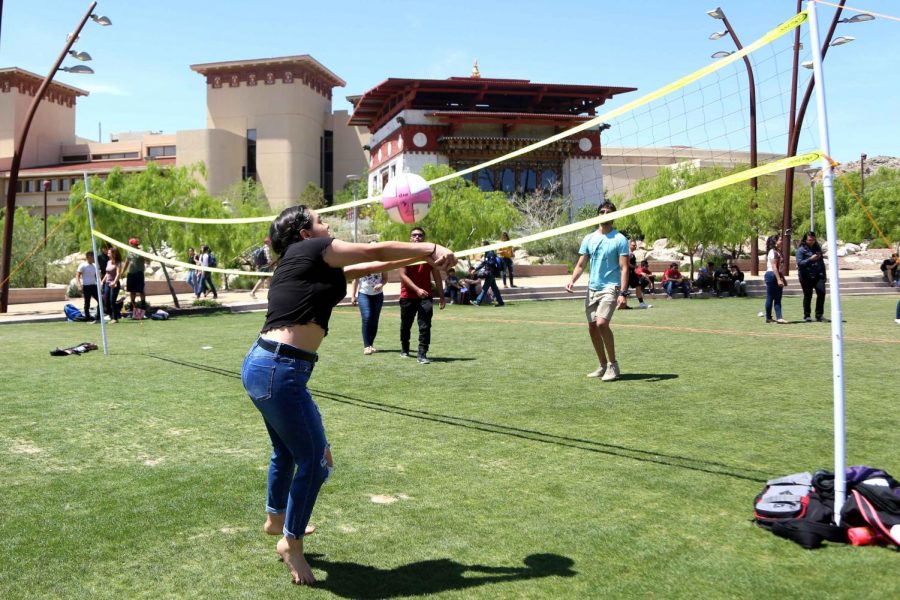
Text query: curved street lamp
781 2 872 274
707 6 760 273
60 65 95 75
0 1 111 312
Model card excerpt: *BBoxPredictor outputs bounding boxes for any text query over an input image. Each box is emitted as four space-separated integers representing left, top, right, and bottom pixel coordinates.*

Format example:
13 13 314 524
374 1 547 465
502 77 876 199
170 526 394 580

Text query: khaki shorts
585 287 619 323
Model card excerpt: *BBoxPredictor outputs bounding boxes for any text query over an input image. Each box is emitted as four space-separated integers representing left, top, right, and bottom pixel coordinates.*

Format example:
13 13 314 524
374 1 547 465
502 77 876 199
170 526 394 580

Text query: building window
476 169 495 192
541 168 558 191
61 178 71 192
147 145 176 158
61 155 88 163
501 168 515 194
90 152 139 160
245 129 257 181
320 131 333 203
520 169 537 194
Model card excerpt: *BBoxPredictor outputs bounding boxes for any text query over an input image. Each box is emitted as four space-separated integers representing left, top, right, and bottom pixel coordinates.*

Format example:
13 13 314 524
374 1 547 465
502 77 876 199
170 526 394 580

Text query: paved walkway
2 269 888 325
0 274 581 325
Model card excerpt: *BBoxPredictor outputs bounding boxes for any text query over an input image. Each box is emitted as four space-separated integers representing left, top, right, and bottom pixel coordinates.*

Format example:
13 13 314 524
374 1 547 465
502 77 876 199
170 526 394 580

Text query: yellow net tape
86 11 808 223
821 154 893 249
86 192 275 224
93 152 821 272
455 152 822 259
91 230 272 277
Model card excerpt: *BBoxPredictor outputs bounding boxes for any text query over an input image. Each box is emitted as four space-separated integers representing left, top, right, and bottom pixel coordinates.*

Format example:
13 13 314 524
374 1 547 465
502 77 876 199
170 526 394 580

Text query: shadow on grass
305 553 575 599
312 388 769 483
615 373 677 382
147 354 766 483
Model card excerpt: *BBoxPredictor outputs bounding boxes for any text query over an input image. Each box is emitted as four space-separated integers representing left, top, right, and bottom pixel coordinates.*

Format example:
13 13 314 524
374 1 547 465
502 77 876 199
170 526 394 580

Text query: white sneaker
601 362 620 382
638 302 652 309
757 311 765 318
586 364 607 378
895 319 900 325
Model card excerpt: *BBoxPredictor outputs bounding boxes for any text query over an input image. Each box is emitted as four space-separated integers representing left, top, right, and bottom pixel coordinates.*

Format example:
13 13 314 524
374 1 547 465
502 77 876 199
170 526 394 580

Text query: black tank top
260 237 347 335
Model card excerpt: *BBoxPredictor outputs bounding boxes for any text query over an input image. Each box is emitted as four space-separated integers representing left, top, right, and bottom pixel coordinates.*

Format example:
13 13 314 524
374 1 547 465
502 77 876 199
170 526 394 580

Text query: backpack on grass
753 471 846 549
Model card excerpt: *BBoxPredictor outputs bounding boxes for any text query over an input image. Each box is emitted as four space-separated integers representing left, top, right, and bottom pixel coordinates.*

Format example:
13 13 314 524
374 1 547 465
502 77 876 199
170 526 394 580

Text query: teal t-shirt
578 229 629 291
127 250 145 274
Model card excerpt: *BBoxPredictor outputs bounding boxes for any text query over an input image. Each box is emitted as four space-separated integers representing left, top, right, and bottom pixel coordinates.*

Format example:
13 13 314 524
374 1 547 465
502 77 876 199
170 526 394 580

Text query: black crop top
260 237 347 335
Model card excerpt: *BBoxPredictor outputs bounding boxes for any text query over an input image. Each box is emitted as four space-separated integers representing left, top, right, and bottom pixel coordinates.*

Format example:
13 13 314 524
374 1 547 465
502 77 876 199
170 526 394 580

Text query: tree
298 182 326 209
832 167 900 247
371 164 521 255
65 162 270 301
629 164 767 276
0 208 73 287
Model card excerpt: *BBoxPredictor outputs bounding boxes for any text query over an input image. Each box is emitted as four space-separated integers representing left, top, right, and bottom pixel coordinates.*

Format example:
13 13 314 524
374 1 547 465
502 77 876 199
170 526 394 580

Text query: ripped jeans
242 340 331 539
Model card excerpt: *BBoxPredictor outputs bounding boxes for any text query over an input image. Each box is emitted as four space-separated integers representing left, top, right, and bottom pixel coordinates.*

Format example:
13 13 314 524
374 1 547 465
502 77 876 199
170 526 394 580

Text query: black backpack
753 471 846 549
254 246 267 267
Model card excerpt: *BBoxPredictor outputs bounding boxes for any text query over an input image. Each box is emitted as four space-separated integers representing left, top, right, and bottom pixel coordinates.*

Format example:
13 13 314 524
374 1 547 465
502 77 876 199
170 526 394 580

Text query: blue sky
1 0 897 162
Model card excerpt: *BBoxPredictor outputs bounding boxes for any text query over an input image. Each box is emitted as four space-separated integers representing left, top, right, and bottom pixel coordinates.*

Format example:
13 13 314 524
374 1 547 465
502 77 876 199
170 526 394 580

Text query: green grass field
1 296 898 599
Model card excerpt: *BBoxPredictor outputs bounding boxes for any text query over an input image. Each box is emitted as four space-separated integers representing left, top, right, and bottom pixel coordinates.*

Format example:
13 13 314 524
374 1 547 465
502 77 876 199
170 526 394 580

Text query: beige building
2 57 771 218
1 56 370 215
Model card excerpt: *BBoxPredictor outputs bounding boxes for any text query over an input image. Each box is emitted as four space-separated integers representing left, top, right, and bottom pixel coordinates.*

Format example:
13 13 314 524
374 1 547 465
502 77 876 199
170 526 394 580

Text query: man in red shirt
662 262 691 298
399 227 445 364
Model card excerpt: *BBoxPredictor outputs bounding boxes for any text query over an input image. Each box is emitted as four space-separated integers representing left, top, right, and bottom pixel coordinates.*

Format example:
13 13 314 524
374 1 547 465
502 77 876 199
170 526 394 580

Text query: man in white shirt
75 251 100 322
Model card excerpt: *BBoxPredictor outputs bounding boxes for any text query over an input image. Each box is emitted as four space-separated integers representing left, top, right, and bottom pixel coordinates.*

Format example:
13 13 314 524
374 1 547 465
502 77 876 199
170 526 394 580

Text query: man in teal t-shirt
565 200 630 382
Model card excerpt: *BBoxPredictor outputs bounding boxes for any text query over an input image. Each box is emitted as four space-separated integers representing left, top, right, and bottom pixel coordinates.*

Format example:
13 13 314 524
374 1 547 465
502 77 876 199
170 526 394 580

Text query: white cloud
79 82 129 96
425 51 468 79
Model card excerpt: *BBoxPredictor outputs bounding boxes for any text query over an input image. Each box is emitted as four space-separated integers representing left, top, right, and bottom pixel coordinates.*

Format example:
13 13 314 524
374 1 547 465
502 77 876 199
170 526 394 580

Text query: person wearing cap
565 200 630 382
121 237 146 316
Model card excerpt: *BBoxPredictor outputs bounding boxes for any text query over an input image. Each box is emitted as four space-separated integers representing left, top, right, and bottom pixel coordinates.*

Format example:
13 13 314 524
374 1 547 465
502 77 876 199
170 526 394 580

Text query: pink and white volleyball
381 173 432 224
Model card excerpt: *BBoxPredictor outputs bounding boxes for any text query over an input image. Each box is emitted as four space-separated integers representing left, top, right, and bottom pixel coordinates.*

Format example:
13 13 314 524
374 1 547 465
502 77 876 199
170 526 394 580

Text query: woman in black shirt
241 205 455 586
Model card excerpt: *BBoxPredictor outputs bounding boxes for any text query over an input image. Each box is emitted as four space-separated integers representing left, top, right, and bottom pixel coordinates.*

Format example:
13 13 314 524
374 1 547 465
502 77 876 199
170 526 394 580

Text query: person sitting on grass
635 260 655 294
693 263 715 296
730 264 747 297
713 263 733 297
662 262 690 298
881 253 899 287
444 270 461 305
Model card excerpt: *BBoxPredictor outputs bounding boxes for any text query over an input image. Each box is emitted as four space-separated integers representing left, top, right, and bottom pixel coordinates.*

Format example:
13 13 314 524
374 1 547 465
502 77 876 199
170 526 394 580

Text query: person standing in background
795 231 827 322
498 232 516 288
76 251 100 322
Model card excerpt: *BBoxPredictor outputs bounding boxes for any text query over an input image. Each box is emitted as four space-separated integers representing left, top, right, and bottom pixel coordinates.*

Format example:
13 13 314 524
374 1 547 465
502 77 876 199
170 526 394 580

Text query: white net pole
807 0 846 523
84 172 109 355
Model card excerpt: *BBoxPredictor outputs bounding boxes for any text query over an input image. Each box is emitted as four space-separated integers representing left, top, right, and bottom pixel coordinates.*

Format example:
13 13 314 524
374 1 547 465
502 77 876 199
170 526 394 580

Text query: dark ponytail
269 205 312 257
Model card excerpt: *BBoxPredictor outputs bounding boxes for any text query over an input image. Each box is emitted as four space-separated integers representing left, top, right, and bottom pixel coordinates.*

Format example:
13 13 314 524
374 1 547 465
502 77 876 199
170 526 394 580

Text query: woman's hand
351 296 357 305
429 245 457 269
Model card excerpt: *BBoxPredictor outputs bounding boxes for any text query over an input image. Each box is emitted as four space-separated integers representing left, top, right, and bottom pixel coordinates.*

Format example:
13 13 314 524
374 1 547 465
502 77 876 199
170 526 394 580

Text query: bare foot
264 513 315 536
276 537 316 585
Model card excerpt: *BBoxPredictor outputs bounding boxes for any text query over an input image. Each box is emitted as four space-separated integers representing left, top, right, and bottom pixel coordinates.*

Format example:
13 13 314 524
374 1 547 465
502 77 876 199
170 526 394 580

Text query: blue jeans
102 282 121 319
764 271 783 320
501 257 514 286
664 280 689 297
476 275 504 305
357 292 384 348
241 341 330 539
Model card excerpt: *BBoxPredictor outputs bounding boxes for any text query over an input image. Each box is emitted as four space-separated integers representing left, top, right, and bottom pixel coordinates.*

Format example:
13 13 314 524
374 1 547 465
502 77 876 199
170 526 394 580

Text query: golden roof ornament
471 60 480 79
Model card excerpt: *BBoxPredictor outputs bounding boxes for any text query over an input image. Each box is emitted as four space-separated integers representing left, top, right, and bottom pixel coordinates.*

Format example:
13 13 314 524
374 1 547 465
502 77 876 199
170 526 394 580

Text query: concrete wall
330 110 370 191
204 80 331 209
176 128 245 196
565 157 605 213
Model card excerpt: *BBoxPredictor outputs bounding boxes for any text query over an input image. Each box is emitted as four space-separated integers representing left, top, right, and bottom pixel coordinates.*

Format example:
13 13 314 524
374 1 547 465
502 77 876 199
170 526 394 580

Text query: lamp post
346 174 361 243
780 1 871 275
802 166 820 233
42 180 51 287
859 152 866 197
708 6 760 275
0 1 110 312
